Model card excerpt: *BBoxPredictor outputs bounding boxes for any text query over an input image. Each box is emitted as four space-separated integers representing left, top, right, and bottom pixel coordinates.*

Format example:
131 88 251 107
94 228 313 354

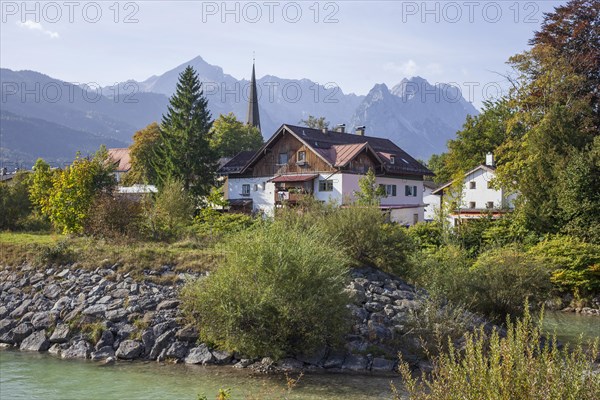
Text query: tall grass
396 306 600 400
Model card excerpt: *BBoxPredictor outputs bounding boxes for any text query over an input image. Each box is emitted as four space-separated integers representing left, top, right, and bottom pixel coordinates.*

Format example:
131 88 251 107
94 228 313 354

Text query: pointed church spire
246 58 261 132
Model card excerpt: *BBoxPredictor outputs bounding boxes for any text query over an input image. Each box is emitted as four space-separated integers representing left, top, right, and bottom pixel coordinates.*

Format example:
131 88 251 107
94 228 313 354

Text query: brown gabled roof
107 148 131 172
234 124 433 176
312 142 383 168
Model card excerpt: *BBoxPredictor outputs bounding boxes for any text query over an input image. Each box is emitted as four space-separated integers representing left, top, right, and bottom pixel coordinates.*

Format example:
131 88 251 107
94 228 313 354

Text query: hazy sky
1 1 565 108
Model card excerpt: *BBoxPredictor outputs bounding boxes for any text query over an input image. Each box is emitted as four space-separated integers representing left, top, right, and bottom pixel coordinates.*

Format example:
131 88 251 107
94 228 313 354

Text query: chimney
485 152 495 167
321 127 328 134
355 126 366 136
335 124 346 133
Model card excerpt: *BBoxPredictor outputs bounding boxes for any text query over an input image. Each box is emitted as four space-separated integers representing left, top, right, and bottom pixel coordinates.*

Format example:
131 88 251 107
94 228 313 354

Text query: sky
1 1 566 108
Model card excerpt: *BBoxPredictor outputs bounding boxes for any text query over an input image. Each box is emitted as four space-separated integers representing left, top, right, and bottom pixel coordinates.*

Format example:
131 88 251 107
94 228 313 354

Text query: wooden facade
247 132 335 177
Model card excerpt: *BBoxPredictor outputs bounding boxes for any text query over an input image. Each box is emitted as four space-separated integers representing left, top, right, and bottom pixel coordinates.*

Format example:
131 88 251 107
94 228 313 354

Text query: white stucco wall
227 173 426 225
460 168 506 210
226 176 276 215
424 187 441 221
313 172 344 205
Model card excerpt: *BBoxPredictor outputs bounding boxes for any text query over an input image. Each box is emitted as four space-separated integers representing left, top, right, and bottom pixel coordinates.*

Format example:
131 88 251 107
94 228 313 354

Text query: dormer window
297 151 306 163
389 155 395 164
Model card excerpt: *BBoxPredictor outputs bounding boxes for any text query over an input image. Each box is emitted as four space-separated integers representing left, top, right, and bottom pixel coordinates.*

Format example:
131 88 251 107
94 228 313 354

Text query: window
469 181 476 189
297 151 306 162
382 184 396 196
469 201 476 209
486 201 494 209
487 181 493 189
319 180 333 192
413 214 419 225
262 182 266 191
390 155 395 164
278 152 288 165
405 185 417 197
253 184 258 192
242 184 250 196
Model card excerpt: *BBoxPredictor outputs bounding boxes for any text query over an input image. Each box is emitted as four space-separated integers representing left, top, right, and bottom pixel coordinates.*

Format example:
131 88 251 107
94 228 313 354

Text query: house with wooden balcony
219 124 433 225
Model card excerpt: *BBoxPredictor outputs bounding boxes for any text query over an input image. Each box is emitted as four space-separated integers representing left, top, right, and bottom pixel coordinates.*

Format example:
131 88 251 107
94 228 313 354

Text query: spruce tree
153 66 216 197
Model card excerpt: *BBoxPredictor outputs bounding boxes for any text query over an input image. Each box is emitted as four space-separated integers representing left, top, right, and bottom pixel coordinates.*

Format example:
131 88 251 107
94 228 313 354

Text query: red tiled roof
269 174 318 183
107 148 131 172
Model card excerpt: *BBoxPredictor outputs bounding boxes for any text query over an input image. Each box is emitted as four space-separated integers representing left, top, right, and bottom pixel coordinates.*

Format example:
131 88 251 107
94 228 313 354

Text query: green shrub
468 246 553 320
193 209 257 238
36 240 75 265
320 205 415 275
398 296 478 359
84 194 142 239
396 307 600 400
410 245 553 321
408 221 445 249
141 179 194 241
276 203 415 276
0 171 34 230
39 148 115 234
408 244 473 302
180 221 350 359
529 235 600 294
453 216 495 256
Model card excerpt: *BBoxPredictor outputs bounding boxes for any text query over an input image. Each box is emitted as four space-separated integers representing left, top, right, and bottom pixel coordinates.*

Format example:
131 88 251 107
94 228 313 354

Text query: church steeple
246 59 261 132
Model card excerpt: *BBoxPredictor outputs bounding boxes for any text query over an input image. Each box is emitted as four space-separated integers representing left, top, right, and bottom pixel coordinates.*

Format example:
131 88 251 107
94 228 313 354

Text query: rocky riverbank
0 263 483 373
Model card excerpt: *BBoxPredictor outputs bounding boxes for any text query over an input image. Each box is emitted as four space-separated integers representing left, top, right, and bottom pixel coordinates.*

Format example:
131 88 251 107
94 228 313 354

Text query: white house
432 153 517 226
107 148 131 183
423 181 441 221
219 124 433 226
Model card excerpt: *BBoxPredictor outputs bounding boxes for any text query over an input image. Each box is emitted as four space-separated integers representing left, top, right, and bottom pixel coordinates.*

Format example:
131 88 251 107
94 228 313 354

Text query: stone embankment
0 264 478 373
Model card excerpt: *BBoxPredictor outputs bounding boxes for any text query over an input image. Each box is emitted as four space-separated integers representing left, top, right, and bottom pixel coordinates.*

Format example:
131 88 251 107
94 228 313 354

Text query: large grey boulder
165 341 189 360
278 358 304 371
185 344 214 365
323 351 346 369
156 300 179 311
141 329 155 355
371 357 396 372
95 329 114 350
31 312 53 330
49 324 70 343
149 329 174 360
11 322 34 343
61 340 92 359
91 346 115 361
9 299 32 318
116 340 143 360
82 304 107 317
20 330 50 352
0 319 15 335
342 354 368 371
43 284 62 300
105 309 127 322
212 349 233 364
175 325 198 342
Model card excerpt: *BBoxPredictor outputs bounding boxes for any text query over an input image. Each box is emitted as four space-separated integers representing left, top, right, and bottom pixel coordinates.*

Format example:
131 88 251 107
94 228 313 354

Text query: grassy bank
0 231 219 281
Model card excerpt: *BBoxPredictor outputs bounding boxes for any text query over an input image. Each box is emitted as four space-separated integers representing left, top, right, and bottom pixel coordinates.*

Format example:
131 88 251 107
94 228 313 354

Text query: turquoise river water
0 312 597 400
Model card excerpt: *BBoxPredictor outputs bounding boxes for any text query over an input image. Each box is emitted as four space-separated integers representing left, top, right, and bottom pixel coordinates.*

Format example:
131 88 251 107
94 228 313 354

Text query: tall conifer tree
153 66 216 197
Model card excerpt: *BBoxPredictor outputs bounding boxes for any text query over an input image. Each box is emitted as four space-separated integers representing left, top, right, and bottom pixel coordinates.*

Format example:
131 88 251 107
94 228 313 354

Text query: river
1 311 597 400
0 351 401 400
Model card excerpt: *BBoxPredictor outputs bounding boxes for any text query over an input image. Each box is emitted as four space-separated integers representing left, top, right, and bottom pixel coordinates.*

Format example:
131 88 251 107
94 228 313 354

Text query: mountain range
0 56 478 168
